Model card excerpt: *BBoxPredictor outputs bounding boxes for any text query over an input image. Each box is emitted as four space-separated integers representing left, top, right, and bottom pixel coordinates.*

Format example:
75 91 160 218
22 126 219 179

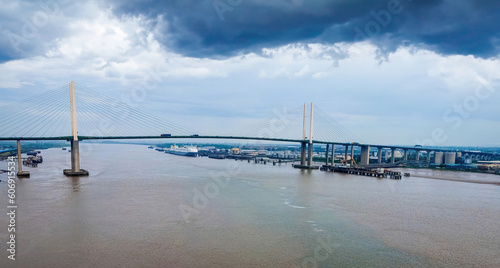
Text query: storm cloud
107 0 500 58
1 0 499 62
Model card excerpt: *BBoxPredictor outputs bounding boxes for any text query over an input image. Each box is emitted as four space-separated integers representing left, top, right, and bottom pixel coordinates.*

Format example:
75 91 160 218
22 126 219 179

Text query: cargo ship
166 145 198 157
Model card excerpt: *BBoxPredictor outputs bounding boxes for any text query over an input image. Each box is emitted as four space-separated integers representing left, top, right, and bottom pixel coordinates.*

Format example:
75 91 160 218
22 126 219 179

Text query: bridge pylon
63 81 89 177
295 102 319 170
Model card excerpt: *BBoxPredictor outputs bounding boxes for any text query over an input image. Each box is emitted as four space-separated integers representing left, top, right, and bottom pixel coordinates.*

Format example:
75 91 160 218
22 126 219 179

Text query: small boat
62 148 67 150
148 146 154 149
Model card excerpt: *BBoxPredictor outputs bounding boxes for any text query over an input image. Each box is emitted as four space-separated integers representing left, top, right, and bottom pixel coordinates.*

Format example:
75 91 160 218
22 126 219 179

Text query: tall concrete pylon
64 81 89 176
295 102 318 169
300 103 307 166
307 102 314 167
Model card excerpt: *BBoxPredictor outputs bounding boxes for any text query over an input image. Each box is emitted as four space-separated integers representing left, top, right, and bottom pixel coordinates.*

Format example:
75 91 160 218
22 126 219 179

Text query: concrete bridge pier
350 145 354 162
391 148 396 163
300 142 307 166
360 145 370 166
415 150 420 161
331 144 335 165
63 81 89 177
325 144 329 165
378 147 383 164
16 140 30 178
307 142 313 167
403 150 408 161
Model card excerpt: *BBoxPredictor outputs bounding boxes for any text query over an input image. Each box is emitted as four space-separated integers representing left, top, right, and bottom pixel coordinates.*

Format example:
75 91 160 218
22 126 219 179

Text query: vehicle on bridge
161 134 171 137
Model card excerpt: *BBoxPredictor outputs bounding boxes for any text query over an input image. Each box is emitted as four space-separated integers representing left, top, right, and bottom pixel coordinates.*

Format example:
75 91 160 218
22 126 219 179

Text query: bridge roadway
1 135 498 160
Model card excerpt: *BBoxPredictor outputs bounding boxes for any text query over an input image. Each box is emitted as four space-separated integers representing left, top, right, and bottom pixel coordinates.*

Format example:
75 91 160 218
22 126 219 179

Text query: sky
0 0 499 146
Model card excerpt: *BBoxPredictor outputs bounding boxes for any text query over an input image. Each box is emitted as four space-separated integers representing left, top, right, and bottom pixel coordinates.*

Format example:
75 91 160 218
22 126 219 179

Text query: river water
1 143 499 267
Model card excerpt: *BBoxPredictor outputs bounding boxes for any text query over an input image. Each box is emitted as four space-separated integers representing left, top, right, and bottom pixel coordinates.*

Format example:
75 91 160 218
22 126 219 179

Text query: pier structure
63 81 89 177
16 140 30 178
360 145 370 166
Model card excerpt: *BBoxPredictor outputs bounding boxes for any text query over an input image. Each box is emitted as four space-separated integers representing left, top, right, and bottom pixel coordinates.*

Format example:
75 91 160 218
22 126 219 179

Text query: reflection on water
1 143 499 267
71 177 80 193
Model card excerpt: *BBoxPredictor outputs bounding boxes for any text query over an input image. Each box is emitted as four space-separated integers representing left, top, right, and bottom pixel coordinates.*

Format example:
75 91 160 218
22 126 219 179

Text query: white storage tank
444 152 456 165
434 152 444 164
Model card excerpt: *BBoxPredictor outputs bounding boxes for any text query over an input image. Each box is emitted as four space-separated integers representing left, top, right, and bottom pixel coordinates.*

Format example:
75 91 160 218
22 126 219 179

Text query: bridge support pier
350 145 354 161
403 150 408 161
300 142 307 166
16 140 30 178
344 145 348 162
360 145 370 166
415 150 420 161
64 140 89 176
331 144 335 165
63 81 88 177
378 147 383 164
325 144 329 165
307 142 313 167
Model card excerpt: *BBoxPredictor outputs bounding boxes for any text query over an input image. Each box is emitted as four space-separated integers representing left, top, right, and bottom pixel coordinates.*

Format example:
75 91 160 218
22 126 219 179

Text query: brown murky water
1 143 499 267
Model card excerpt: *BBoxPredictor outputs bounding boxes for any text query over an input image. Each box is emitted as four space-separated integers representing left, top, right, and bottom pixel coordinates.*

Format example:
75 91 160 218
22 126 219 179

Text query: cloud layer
108 0 500 58
3 0 500 61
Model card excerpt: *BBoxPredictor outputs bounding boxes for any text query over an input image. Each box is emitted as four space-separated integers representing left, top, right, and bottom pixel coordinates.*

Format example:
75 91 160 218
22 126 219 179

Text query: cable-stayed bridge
1 82 497 177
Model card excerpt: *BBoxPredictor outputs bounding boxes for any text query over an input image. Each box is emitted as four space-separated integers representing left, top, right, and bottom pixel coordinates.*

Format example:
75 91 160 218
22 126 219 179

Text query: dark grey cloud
1 0 499 63
109 0 500 58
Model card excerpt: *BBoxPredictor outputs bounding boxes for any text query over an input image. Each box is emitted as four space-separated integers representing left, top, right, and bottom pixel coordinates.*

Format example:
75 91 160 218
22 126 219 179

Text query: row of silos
434 152 456 165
